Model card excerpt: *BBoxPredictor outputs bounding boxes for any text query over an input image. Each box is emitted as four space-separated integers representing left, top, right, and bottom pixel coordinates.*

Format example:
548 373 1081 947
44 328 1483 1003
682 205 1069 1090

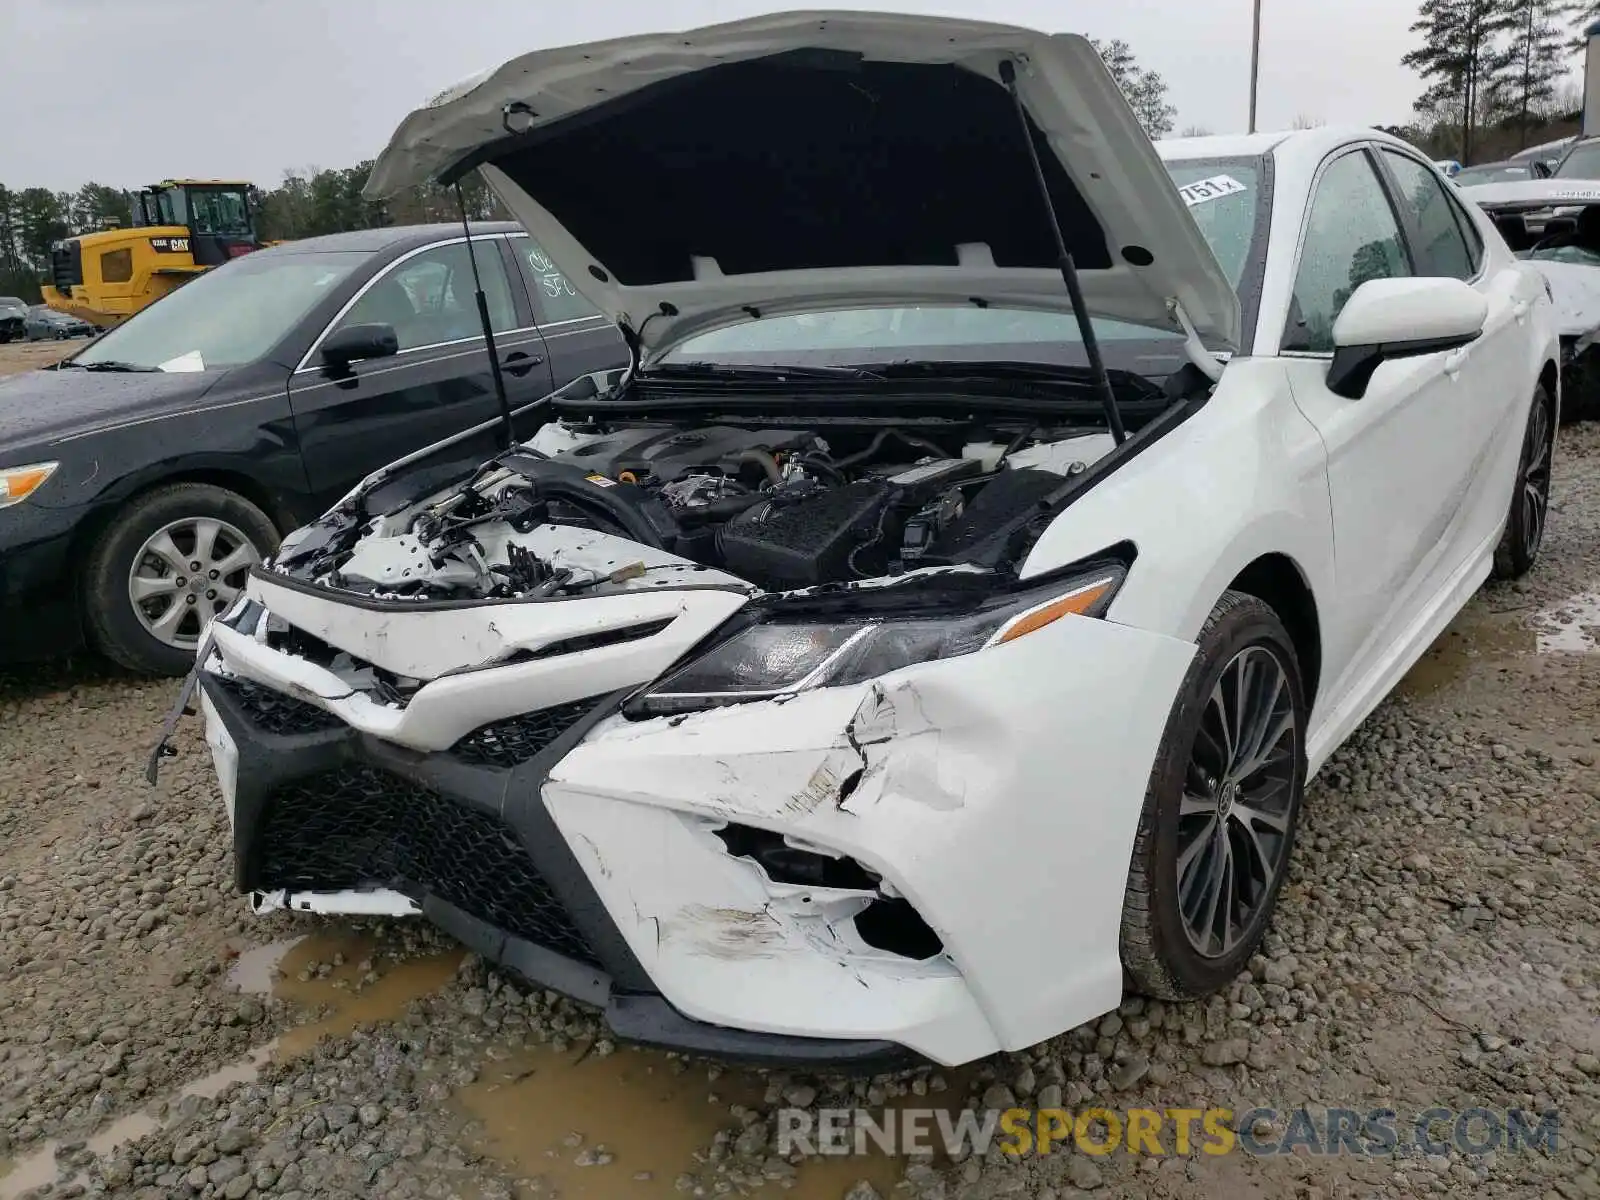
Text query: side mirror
1326 277 1488 400
321 322 398 370
1531 160 1553 179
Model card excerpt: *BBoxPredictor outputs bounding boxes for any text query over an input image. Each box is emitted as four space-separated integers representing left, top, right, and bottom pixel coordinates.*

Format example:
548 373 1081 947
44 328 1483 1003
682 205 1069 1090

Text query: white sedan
183 12 1559 1068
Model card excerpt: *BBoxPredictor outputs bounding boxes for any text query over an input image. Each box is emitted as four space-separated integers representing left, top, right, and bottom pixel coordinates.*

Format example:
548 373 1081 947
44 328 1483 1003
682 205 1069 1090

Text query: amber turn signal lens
993 578 1118 644
0 462 59 508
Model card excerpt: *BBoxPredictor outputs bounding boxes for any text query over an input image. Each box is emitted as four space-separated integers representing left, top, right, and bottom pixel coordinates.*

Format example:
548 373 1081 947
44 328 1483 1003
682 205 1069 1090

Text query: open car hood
364 10 1240 357
1457 178 1600 207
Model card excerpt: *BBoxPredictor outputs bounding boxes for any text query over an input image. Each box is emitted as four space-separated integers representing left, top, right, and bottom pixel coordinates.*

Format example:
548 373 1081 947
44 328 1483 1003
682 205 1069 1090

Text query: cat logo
149 237 191 254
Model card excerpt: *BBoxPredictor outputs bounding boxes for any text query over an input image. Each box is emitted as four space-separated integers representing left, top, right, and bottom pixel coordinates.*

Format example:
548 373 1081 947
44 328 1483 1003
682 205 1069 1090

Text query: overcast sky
0 0 1511 191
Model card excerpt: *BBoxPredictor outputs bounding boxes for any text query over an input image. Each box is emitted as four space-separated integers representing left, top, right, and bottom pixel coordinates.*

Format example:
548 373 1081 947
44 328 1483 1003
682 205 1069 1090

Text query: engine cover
718 480 894 588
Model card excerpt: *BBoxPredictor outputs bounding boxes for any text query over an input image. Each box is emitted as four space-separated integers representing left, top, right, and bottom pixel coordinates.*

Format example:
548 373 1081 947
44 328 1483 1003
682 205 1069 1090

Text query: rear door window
518 239 601 324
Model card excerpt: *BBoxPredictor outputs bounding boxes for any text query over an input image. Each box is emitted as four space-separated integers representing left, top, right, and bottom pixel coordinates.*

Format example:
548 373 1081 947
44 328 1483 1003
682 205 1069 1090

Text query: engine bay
274 418 1122 601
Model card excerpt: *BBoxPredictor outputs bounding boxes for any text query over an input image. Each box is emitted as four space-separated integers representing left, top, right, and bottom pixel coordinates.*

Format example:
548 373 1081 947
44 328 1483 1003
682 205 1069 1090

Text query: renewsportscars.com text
776 1105 1561 1158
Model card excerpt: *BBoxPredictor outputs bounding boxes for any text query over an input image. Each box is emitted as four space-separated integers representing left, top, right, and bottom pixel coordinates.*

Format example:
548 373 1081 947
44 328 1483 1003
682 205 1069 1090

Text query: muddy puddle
3 926 938 1198
228 928 464 1057
0 1050 273 1199
452 1041 941 1199
1401 588 1599 696
0 929 462 1199
1534 589 1600 653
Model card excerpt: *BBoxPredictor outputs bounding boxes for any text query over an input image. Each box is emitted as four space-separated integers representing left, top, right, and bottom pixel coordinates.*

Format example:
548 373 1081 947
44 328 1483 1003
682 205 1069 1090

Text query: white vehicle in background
180 13 1560 1068
1458 134 1600 420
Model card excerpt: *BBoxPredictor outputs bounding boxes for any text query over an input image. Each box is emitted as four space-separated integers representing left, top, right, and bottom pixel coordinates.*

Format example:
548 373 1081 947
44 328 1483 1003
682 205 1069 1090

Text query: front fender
1020 359 1335 650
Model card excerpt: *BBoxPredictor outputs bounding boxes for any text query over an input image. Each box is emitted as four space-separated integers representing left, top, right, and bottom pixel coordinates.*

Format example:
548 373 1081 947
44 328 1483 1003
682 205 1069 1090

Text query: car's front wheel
83 483 279 675
1120 591 1307 1000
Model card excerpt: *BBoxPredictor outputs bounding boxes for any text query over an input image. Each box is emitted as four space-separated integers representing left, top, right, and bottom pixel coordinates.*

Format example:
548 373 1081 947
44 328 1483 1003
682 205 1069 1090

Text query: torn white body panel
1524 259 1600 344
250 889 421 917
208 576 751 752
542 613 1195 1062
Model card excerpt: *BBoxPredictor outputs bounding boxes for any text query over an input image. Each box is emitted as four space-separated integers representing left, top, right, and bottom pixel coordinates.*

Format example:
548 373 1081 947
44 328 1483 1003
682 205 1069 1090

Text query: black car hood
0 365 231 448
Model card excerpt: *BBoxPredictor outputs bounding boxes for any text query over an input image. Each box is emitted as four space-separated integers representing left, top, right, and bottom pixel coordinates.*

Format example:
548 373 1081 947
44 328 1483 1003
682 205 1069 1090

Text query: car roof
1157 125 1419 171
260 221 524 256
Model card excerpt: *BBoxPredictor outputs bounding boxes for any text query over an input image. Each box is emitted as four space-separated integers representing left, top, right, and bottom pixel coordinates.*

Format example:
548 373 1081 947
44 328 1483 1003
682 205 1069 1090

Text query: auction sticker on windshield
1180 175 1248 206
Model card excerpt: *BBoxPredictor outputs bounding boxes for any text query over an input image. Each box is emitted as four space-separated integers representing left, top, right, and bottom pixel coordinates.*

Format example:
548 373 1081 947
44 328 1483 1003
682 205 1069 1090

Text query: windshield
187 188 252 237
662 156 1261 372
1555 142 1600 179
1163 157 1262 289
74 250 362 371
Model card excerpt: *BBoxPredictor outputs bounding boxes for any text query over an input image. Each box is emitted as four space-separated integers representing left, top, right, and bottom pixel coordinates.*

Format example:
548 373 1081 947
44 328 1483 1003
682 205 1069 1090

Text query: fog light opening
714 823 879 890
854 897 944 960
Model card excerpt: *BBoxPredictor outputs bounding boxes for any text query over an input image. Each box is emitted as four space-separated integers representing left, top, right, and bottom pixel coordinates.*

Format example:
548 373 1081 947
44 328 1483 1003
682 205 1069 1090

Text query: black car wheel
84 483 280 675
1120 590 1307 1000
1492 382 1555 581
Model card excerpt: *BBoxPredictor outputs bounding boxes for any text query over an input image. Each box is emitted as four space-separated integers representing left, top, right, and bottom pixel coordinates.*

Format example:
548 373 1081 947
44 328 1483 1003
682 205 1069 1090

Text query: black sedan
25 308 97 340
0 222 627 674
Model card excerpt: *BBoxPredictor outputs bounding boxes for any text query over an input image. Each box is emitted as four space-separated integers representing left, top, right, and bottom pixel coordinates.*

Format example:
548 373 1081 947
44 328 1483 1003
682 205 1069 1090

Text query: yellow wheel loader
41 180 265 329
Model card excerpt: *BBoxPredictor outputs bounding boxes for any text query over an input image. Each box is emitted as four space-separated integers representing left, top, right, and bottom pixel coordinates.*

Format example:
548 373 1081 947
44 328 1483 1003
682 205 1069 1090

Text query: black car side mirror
1531 160 1553 179
321 323 398 370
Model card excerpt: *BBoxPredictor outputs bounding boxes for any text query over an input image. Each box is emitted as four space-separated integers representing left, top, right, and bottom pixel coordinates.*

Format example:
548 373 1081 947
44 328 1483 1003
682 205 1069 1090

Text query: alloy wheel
1521 391 1553 559
127 517 262 651
1176 644 1298 958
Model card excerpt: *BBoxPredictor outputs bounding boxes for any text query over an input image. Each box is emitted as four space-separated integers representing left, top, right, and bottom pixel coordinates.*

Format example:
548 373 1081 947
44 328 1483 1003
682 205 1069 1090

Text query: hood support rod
998 59 1127 445
454 180 518 452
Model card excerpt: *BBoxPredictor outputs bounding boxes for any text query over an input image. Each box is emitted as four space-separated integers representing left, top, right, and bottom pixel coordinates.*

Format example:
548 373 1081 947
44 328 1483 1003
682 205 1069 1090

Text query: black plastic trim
1326 330 1481 400
604 992 919 1070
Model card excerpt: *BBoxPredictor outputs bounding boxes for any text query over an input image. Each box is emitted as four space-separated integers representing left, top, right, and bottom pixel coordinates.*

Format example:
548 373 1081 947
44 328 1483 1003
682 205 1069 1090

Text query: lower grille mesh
211 675 343 737
448 699 596 768
257 765 601 968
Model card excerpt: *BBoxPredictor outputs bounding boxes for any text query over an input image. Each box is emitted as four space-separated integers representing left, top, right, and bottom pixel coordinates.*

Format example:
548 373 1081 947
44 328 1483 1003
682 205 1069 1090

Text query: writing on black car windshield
661 158 1259 373
71 250 360 372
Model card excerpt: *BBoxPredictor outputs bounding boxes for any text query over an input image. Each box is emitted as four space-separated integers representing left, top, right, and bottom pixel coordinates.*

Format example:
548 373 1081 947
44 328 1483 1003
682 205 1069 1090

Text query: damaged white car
170 14 1561 1068
1456 165 1600 421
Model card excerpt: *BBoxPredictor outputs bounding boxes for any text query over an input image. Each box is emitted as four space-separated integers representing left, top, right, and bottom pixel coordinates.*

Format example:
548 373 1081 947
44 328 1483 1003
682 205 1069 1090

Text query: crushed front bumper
200 574 1196 1067
200 670 913 1068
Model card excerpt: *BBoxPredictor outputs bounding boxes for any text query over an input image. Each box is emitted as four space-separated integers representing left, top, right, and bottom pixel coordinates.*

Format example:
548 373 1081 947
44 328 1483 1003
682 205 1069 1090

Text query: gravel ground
0 407 1596 1200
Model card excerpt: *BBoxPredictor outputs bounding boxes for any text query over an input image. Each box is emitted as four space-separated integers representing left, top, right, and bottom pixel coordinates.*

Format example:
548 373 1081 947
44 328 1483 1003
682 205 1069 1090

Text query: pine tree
1089 39 1178 138
1494 0 1571 145
1403 0 1522 162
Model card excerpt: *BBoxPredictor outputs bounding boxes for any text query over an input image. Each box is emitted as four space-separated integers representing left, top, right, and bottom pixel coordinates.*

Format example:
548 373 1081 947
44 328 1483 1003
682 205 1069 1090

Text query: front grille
449 699 596 768
211 674 343 737
257 765 601 968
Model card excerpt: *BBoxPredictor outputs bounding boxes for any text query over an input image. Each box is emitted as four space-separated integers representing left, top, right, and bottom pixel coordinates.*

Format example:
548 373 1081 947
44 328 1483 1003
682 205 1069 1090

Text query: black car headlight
630 563 1128 717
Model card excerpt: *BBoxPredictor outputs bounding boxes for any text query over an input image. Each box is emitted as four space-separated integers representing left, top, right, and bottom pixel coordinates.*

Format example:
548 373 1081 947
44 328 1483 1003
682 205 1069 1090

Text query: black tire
1120 591 1308 1000
1492 382 1555 581
83 483 279 676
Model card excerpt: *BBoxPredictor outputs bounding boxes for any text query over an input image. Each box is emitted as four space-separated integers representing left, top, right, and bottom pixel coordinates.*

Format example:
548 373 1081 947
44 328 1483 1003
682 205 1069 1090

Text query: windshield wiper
873 359 1166 400
72 360 160 373
646 360 887 382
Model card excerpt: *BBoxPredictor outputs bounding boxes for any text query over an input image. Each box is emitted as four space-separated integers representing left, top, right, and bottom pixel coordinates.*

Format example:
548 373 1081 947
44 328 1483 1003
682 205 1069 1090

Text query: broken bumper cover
202 593 1194 1067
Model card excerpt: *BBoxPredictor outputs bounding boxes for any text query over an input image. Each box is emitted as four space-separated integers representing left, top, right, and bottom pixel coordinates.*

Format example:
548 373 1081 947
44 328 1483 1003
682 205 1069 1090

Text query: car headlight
631 562 1128 716
0 462 59 509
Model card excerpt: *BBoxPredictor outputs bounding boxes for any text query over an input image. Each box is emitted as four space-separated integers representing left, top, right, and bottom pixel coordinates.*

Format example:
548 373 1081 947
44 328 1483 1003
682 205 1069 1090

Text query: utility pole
1248 0 1262 133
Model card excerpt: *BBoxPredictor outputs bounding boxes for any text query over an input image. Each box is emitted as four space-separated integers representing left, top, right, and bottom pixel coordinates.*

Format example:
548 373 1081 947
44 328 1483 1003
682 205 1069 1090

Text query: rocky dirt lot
0 331 1596 1199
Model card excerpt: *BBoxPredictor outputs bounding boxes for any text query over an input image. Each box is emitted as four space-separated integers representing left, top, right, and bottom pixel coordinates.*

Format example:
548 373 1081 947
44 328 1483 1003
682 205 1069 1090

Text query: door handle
1513 299 1531 323
1444 347 1469 376
501 351 544 377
